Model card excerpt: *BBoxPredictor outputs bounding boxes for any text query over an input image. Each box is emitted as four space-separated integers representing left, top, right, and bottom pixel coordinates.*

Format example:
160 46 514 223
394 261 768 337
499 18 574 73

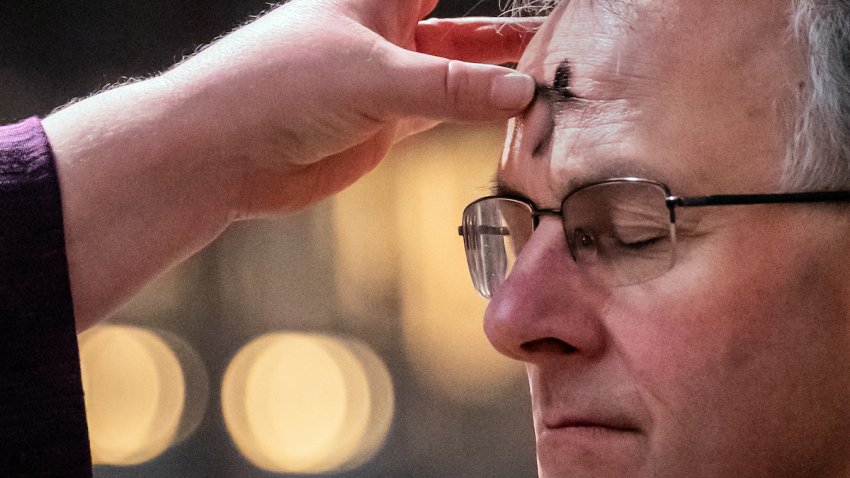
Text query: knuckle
444 60 473 107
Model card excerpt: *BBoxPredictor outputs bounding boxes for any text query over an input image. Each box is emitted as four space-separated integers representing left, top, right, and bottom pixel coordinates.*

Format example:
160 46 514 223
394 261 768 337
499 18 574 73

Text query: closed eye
617 236 664 249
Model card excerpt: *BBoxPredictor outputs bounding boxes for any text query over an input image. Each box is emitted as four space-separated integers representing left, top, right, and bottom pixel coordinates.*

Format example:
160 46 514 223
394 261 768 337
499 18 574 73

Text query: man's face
485 1 850 476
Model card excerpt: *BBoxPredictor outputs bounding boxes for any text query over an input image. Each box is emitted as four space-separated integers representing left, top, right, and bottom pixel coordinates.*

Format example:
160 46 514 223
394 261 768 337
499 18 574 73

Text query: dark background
0 0 502 122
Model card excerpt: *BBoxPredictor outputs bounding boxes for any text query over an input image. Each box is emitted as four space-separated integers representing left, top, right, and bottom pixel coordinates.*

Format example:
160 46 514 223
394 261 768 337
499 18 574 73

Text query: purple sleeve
0 118 92 476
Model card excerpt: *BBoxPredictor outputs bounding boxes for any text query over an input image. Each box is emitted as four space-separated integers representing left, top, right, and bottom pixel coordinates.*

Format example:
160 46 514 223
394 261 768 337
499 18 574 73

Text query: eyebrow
491 178 525 198
535 59 579 104
492 161 673 201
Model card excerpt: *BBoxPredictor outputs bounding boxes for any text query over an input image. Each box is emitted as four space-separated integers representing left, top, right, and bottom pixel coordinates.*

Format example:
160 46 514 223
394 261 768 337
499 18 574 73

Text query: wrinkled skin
484 1 850 477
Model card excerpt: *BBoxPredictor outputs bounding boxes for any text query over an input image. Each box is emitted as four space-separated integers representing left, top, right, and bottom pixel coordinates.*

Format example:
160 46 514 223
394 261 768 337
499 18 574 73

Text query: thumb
378 47 535 122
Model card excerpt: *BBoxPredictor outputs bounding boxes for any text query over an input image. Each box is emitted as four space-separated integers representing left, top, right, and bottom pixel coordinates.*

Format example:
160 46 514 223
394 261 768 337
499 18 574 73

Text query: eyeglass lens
461 181 675 298
461 198 532 298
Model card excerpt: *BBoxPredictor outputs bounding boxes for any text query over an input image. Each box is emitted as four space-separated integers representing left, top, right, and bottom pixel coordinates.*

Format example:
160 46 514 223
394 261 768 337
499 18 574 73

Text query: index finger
415 17 545 64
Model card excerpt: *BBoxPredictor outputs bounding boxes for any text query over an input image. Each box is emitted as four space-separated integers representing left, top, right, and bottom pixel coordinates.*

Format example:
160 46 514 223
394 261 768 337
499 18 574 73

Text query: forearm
42 77 235 331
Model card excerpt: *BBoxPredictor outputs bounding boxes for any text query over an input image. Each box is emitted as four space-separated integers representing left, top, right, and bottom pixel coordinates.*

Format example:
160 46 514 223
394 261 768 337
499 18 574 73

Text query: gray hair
788 1 850 191
500 0 560 16
505 0 850 192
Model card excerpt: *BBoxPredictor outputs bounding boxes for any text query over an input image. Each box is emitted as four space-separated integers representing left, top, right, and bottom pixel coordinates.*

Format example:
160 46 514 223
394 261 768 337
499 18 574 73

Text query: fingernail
490 73 535 110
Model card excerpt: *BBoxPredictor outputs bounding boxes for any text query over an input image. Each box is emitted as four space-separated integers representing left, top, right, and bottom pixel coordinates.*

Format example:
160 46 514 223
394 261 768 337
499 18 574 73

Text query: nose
483 219 608 363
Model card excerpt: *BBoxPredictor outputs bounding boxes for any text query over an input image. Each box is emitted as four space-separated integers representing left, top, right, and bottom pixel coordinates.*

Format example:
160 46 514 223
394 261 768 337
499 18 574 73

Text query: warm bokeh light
221 333 395 474
157 329 210 445
395 125 526 405
333 157 399 326
79 325 189 465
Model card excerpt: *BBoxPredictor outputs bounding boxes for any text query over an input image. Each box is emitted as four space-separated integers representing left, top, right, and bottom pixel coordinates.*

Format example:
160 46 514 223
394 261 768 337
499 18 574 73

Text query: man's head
480 1 850 476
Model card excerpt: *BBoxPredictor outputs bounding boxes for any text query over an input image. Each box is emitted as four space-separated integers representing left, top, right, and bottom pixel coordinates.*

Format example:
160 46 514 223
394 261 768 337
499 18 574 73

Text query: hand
163 0 541 216
41 0 540 329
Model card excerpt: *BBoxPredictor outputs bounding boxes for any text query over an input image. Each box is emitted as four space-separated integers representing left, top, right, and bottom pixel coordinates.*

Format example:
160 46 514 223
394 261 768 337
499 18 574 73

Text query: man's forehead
525 0 801 121
501 0 799 205
536 0 796 53
520 0 657 88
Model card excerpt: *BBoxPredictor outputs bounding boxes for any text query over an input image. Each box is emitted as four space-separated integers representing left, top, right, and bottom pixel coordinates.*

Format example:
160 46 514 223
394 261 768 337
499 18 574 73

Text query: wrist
43 76 236 327
45 75 239 222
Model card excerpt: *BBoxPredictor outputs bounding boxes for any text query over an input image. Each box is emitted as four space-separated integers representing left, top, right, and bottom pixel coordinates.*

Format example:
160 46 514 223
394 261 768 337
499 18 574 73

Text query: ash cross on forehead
534 59 577 102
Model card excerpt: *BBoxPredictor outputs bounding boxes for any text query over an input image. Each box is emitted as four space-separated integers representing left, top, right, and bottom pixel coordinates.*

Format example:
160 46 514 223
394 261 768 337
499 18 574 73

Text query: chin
535 427 648 478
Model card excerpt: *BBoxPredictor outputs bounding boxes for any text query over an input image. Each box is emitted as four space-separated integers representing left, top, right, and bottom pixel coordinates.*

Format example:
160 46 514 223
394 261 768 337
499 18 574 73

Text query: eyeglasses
458 177 850 298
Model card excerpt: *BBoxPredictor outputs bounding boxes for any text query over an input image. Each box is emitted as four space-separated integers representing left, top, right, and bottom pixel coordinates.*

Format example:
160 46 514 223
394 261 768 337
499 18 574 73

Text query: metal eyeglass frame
458 177 850 294
460 177 850 234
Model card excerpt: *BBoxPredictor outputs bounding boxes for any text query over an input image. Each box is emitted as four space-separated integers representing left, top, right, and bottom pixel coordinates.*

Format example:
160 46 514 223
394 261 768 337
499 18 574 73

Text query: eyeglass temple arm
668 191 850 208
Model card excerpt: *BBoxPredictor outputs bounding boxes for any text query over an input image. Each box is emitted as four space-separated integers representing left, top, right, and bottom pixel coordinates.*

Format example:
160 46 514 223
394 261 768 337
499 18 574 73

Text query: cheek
607 221 850 471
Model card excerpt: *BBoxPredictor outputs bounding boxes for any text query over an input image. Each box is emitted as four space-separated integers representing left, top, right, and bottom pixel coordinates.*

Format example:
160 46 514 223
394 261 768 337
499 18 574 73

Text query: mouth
540 413 645 443
540 423 642 446
541 413 641 433
544 417 642 433
536 414 648 472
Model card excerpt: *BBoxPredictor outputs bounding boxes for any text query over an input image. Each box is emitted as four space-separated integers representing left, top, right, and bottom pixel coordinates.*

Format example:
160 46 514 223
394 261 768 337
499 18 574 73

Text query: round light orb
221 333 394 474
78 325 186 465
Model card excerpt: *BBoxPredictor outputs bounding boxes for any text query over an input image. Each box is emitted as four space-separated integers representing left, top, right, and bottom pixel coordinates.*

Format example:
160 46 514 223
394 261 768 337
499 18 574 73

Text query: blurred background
0 1 538 477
